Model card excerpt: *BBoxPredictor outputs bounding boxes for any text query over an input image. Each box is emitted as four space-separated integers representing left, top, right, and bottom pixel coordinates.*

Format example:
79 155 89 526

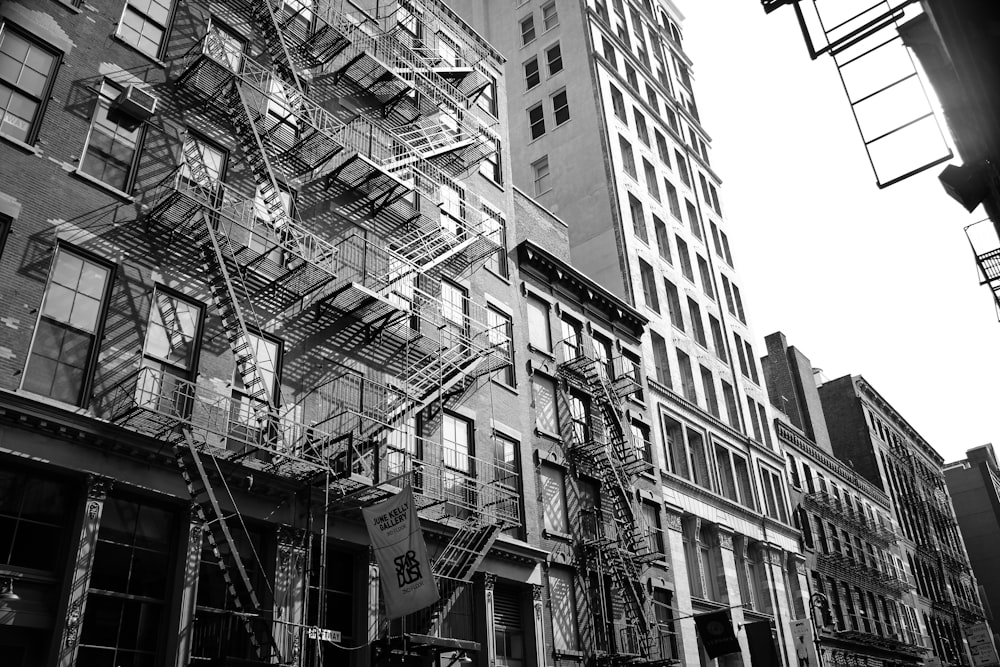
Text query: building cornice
852 376 943 465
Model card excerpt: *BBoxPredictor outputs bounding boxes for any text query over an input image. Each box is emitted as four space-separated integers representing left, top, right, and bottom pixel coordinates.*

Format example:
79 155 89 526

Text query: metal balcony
815 552 913 595
190 609 279 664
108 367 345 479
142 168 340 314
803 492 898 546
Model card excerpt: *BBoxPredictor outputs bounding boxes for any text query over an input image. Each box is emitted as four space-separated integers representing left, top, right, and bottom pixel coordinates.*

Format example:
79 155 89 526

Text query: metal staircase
557 340 657 662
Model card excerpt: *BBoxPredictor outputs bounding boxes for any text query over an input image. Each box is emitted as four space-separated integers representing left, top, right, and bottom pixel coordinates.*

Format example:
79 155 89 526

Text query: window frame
541 1 559 30
527 102 545 140
79 79 147 193
520 15 537 46
551 88 570 126
22 243 115 407
545 42 563 75
0 24 61 146
531 155 551 196
524 56 541 90
116 0 176 59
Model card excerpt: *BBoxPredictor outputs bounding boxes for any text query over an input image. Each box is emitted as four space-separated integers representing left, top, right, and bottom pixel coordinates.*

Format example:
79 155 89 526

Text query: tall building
816 373 994 666
944 445 1000 644
764 332 930 667
0 0 565 665
459 1 808 665
757 0 1000 318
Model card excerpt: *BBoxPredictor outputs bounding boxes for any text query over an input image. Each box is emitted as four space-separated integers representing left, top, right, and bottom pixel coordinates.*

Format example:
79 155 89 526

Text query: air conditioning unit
113 85 158 121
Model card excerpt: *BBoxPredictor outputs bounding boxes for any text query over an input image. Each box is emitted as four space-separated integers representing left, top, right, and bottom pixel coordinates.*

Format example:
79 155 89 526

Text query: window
688 298 706 347
206 19 244 72
488 305 515 385
758 401 772 447
527 295 552 352
685 200 701 239
484 207 508 277
710 221 724 257
619 135 636 178
701 366 719 417
665 180 681 219
709 315 727 362
710 183 722 215
645 83 659 112
117 0 174 57
732 282 747 323
228 332 281 449
733 332 749 377
676 235 693 281
524 57 540 89
0 27 58 144
0 467 73 572
542 1 559 30
477 74 498 117
443 413 474 515
602 36 617 68
720 230 734 266
0 213 11 262
532 375 558 435
610 84 626 122
652 589 679 661
634 108 649 145
744 339 760 384
528 103 545 139
722 275 736 317
675 149 690 186
24 247 112 405
664 278 683 330
79 496 175 666
479 137 502 184
568 390 590 445
545 42 563 75
643 159 659 200
625 62 638 90
531 155 551 195
180 132 227 186
629 193 648 243
540 464 569 533
655 130 671 168
641 503 664 555
548 568 579 650
520 15 536 45
559 315 582 363
653 215 671 263
697 255 714 299
760 465 789 523
661 414 686 477
552 89 570 125
639 259 659 313
677 350 696 404
494 585 526 663
136 288 202 415
80 81 145 192
650 331 670 387
722 380 739 429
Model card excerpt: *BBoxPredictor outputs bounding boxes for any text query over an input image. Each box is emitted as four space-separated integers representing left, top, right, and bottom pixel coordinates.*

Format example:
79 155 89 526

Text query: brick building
0 0 557 665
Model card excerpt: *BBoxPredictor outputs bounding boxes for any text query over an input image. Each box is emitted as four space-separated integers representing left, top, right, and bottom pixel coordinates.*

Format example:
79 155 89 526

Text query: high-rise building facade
817 374 994 667
459 1 808 665
0 1 563 665
944 444 1000 657
764 332 930 667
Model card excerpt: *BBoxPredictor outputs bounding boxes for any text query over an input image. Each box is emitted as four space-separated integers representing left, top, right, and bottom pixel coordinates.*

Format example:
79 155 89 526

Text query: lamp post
808 592 830 667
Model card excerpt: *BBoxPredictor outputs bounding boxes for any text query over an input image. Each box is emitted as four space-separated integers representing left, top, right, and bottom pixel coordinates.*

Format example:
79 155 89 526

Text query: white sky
680 0 1000 463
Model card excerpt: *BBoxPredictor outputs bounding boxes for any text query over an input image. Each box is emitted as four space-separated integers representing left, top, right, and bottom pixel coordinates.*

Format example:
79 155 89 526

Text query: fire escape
555 337 675 666
107 0 511 663
758 0 952 187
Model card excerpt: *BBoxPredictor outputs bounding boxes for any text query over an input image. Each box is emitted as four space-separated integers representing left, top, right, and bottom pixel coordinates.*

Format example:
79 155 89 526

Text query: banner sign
694 609 741 658
746 619 780 667
362 484 439 619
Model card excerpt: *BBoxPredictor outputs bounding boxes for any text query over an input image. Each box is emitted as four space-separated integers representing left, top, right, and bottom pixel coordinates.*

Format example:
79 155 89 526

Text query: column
715 527 752 665
365 555 380 667
275 526 307 666
531 584 546 667
762 546 796 667
170 505 204 667
480 572 497 666
666 511 700 667
55 475 112 667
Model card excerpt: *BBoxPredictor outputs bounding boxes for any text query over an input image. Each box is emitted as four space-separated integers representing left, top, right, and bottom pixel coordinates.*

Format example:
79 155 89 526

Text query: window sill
553 649 584 661
50 0 82 12
489 377 518 396
111 34 168 68
543 529 572 542
527 344 555 361
535 427 561 442
71 168 136 202
640 471 658 483
0 132 42 156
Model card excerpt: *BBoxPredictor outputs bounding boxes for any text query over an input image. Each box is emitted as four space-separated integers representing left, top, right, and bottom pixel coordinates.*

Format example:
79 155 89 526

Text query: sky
679 0 1000 463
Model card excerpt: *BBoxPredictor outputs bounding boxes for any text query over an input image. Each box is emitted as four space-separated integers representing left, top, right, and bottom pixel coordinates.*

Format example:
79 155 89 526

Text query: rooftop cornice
852 376 943 465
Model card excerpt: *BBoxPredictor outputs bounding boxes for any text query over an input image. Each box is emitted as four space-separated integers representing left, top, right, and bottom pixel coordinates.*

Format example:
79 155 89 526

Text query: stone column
667 511 700 667
171 505 204 667
531 584 546 667
714 527 751 665
55 475 112 667
275 526 307 666
762 546 796 667
481 572 497 666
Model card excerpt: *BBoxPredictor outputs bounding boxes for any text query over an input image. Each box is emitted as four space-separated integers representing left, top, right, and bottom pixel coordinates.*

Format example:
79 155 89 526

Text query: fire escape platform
323 151 414 212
